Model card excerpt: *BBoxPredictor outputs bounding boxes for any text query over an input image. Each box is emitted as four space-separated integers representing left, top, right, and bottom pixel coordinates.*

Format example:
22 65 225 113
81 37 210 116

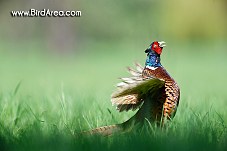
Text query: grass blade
13 80 22 97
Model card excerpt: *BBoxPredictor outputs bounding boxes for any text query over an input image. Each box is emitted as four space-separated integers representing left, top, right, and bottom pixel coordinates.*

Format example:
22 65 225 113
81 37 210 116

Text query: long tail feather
82 124 123 136
81 107 146 136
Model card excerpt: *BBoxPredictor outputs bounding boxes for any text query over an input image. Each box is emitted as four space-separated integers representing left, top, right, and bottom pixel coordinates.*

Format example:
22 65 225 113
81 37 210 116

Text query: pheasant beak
158 41 166 48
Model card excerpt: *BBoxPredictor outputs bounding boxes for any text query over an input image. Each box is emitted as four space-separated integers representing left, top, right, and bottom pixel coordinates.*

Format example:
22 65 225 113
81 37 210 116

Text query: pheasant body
83 41 180 136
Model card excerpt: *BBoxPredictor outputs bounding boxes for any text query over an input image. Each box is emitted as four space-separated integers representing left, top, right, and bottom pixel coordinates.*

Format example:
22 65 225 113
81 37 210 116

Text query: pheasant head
145 41 166 55
145 41 166 68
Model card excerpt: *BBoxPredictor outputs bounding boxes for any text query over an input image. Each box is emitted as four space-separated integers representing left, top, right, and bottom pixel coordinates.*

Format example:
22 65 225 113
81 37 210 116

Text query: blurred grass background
0 0 227 151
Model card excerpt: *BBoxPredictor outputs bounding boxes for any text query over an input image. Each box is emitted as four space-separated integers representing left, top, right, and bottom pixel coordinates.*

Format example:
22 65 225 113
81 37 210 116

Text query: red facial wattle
154 47 162 55
151 41 163 55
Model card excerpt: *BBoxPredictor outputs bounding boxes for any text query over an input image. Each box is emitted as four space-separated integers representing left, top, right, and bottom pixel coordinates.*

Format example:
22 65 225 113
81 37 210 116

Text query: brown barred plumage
142 67 180 122
82 41 180 136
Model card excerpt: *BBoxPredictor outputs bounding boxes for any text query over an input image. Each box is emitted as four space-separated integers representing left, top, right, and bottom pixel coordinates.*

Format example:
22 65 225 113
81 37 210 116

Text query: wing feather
111 63 164 112
135 62 144 73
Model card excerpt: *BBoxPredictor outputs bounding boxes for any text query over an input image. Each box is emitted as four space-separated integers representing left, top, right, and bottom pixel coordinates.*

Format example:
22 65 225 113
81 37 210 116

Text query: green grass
0 42 227 151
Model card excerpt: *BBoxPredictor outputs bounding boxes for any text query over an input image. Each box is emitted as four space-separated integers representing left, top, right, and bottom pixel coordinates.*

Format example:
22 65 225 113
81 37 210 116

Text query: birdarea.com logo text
11 9 81 17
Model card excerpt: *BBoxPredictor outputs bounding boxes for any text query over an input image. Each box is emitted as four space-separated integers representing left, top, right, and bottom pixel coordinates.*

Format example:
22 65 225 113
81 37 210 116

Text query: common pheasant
83 41 180 136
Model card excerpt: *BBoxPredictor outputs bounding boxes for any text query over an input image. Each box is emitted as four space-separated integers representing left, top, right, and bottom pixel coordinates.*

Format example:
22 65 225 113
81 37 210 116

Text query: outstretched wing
111 63 165 112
